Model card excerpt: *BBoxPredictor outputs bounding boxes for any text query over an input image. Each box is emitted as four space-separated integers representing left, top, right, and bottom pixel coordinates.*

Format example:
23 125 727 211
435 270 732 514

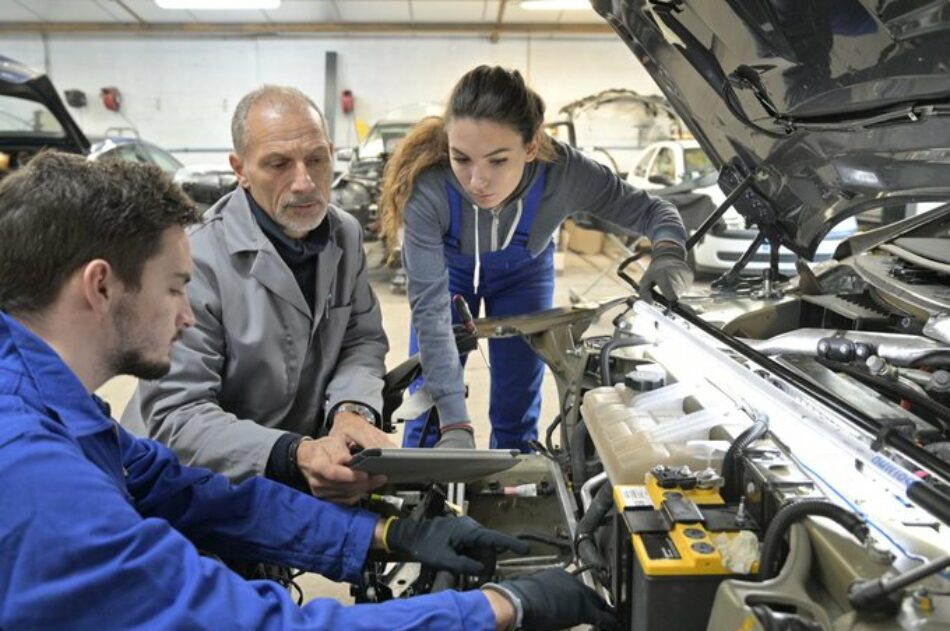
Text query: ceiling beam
0 21 611 36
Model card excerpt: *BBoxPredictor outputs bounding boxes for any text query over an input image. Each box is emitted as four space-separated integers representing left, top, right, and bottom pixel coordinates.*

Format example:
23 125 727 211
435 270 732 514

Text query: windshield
144 143 183 174
360 123 413 159
0 95 64 136
683 147 715 181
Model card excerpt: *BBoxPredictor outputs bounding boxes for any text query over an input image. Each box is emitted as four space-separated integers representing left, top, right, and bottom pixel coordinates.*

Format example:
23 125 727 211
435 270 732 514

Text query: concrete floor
98 240 641 606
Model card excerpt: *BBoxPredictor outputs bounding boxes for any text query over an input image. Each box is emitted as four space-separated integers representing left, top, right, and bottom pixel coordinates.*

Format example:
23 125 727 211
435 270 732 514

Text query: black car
0 55 89 179
576 3 950 629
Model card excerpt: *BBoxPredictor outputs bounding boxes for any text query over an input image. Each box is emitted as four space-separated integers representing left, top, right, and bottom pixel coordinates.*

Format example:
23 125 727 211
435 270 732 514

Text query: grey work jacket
121 190 389 481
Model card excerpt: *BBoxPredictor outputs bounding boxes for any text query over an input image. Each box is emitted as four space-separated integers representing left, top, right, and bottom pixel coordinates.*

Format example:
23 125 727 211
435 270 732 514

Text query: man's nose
290 161 316 193
180 298 196 329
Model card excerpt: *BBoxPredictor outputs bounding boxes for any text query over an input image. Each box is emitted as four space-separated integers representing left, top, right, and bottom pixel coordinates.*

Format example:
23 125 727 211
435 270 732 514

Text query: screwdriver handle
452 294 476 334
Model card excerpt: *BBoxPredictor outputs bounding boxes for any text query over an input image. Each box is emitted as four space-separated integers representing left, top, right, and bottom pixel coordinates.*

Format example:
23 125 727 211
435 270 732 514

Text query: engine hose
545 414 562 455
599 337 648 386
721 419 769 502
759 500 869 581
574 482 613 584
571 420 591 489
515 532 573 551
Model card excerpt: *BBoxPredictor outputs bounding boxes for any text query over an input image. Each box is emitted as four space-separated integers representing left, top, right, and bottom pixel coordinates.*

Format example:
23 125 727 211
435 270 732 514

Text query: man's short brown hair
0 151 200 315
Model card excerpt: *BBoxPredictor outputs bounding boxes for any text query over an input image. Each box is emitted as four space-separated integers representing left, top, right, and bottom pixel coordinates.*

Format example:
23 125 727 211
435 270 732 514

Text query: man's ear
229 152 249 189
79 259 117 315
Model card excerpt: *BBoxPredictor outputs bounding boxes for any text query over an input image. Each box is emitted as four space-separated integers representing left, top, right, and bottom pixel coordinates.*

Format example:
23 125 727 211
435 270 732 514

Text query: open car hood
0 55 90 154
595 0 950 258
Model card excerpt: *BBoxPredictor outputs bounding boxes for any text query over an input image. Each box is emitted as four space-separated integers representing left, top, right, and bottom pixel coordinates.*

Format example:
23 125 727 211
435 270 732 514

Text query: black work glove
434 426 476 449
639 242 693 303
386 515 530 575
485 568 619 630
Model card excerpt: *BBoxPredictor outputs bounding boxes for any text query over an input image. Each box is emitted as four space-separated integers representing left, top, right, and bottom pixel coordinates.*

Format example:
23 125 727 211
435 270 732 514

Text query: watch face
338 403 375 422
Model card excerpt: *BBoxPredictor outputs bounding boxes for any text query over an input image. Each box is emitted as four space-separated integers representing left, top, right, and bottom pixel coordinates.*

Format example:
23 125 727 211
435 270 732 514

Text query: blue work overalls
404 168 555 451
0 312 493 630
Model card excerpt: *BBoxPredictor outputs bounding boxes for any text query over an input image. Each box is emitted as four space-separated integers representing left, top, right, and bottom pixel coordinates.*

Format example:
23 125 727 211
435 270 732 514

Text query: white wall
1 33 660 166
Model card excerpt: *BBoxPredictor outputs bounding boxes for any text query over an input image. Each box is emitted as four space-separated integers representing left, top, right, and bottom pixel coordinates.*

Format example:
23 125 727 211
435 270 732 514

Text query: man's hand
329 412 395 449
434 424 476 449
639 241 693 303
296 435 385 504
484 568 619 631
377 515 529 575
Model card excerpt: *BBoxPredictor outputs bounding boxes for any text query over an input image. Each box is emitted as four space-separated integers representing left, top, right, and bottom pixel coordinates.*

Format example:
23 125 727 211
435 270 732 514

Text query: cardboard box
563 219 604 255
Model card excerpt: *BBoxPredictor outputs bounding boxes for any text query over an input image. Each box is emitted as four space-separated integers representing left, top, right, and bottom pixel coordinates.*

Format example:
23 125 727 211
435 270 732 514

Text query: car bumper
691 229 852 275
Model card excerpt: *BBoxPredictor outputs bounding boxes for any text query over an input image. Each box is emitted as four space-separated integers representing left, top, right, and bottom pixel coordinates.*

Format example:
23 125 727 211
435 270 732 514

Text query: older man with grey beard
123 85 393 504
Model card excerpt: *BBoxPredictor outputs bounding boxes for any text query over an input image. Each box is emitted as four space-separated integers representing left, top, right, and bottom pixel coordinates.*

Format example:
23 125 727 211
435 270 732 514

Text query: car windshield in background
683 147 715 181
360 123 413 159
143 144 182 174
92 140 183 175
0 95 64 137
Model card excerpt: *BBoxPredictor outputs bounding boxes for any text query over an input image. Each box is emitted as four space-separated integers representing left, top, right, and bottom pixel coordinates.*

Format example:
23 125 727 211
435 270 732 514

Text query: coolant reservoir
581 386 671 485
582 384 733 485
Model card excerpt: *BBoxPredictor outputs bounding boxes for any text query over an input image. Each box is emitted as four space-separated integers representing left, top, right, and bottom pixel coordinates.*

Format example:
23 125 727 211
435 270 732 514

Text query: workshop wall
1 34 659 166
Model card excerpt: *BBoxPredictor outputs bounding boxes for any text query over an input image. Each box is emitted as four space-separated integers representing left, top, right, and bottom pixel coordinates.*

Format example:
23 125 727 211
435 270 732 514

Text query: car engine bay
360 209 950 630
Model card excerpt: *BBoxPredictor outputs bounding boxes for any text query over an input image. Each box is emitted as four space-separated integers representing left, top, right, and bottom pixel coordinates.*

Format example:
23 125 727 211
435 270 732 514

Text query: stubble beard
109 297 173 381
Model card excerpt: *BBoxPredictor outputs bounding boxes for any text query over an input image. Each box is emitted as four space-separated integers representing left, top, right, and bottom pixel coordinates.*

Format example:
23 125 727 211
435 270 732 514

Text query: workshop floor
99 240 641 606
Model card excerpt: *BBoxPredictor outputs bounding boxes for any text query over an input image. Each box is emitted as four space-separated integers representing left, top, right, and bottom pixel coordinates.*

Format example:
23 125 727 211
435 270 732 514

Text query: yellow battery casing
614 477 755 577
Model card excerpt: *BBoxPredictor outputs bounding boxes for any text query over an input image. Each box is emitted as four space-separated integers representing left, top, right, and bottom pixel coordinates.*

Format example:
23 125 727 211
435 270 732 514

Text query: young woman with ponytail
380 65 692 451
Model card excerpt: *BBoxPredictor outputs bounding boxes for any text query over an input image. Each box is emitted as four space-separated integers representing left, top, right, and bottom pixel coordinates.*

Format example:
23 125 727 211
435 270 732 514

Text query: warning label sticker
618 486 653 509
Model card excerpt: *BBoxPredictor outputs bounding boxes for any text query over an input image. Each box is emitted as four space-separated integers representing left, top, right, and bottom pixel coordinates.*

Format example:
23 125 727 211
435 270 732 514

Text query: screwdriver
453 294 490 369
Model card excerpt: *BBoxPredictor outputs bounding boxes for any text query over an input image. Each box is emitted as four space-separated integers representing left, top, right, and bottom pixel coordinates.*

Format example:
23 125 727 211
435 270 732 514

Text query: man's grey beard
275 198 327 235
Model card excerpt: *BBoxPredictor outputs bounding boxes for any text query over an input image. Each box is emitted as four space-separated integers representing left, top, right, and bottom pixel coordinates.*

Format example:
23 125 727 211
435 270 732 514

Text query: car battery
611 469 758 631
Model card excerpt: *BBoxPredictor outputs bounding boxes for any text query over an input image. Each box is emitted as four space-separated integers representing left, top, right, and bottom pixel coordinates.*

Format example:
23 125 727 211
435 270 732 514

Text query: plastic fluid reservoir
628 381 691 417
681 440 730 472
582 386 670 485
646 408 729 443
625 369 665 393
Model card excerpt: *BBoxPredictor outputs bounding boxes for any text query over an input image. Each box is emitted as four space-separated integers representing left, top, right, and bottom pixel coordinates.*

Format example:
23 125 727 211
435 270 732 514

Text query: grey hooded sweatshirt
402 139 687 427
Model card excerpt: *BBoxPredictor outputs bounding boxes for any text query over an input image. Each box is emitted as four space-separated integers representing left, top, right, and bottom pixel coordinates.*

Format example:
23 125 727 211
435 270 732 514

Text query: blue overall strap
444 182 464 251
510 166 547 248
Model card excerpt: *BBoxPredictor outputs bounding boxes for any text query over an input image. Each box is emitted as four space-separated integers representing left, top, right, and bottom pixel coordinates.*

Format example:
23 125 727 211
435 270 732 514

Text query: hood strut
619 169 758 293
711 230 768 290
685 170 755 251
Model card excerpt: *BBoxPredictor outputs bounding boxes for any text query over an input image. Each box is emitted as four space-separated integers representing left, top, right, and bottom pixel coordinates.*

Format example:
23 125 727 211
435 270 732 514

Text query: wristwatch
333 402 378 426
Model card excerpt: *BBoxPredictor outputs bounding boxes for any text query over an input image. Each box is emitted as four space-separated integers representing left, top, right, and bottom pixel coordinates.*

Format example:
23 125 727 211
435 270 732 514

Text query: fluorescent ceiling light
520 0 591 10
155 0 280 10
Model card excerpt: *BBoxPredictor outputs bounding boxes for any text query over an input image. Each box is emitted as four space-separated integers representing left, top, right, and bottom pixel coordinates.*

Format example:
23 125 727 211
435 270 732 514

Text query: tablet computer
348 448 521 484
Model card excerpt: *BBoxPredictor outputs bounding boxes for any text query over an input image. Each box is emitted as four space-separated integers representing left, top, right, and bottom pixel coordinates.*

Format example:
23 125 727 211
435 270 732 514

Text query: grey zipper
491 212 499 251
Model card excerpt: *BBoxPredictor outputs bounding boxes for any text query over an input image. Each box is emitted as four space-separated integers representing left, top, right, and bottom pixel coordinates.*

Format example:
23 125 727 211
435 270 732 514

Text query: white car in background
628 139 858 277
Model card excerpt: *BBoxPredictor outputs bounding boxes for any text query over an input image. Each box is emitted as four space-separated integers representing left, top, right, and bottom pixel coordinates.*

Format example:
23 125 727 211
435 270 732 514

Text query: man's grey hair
231 85 329 155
